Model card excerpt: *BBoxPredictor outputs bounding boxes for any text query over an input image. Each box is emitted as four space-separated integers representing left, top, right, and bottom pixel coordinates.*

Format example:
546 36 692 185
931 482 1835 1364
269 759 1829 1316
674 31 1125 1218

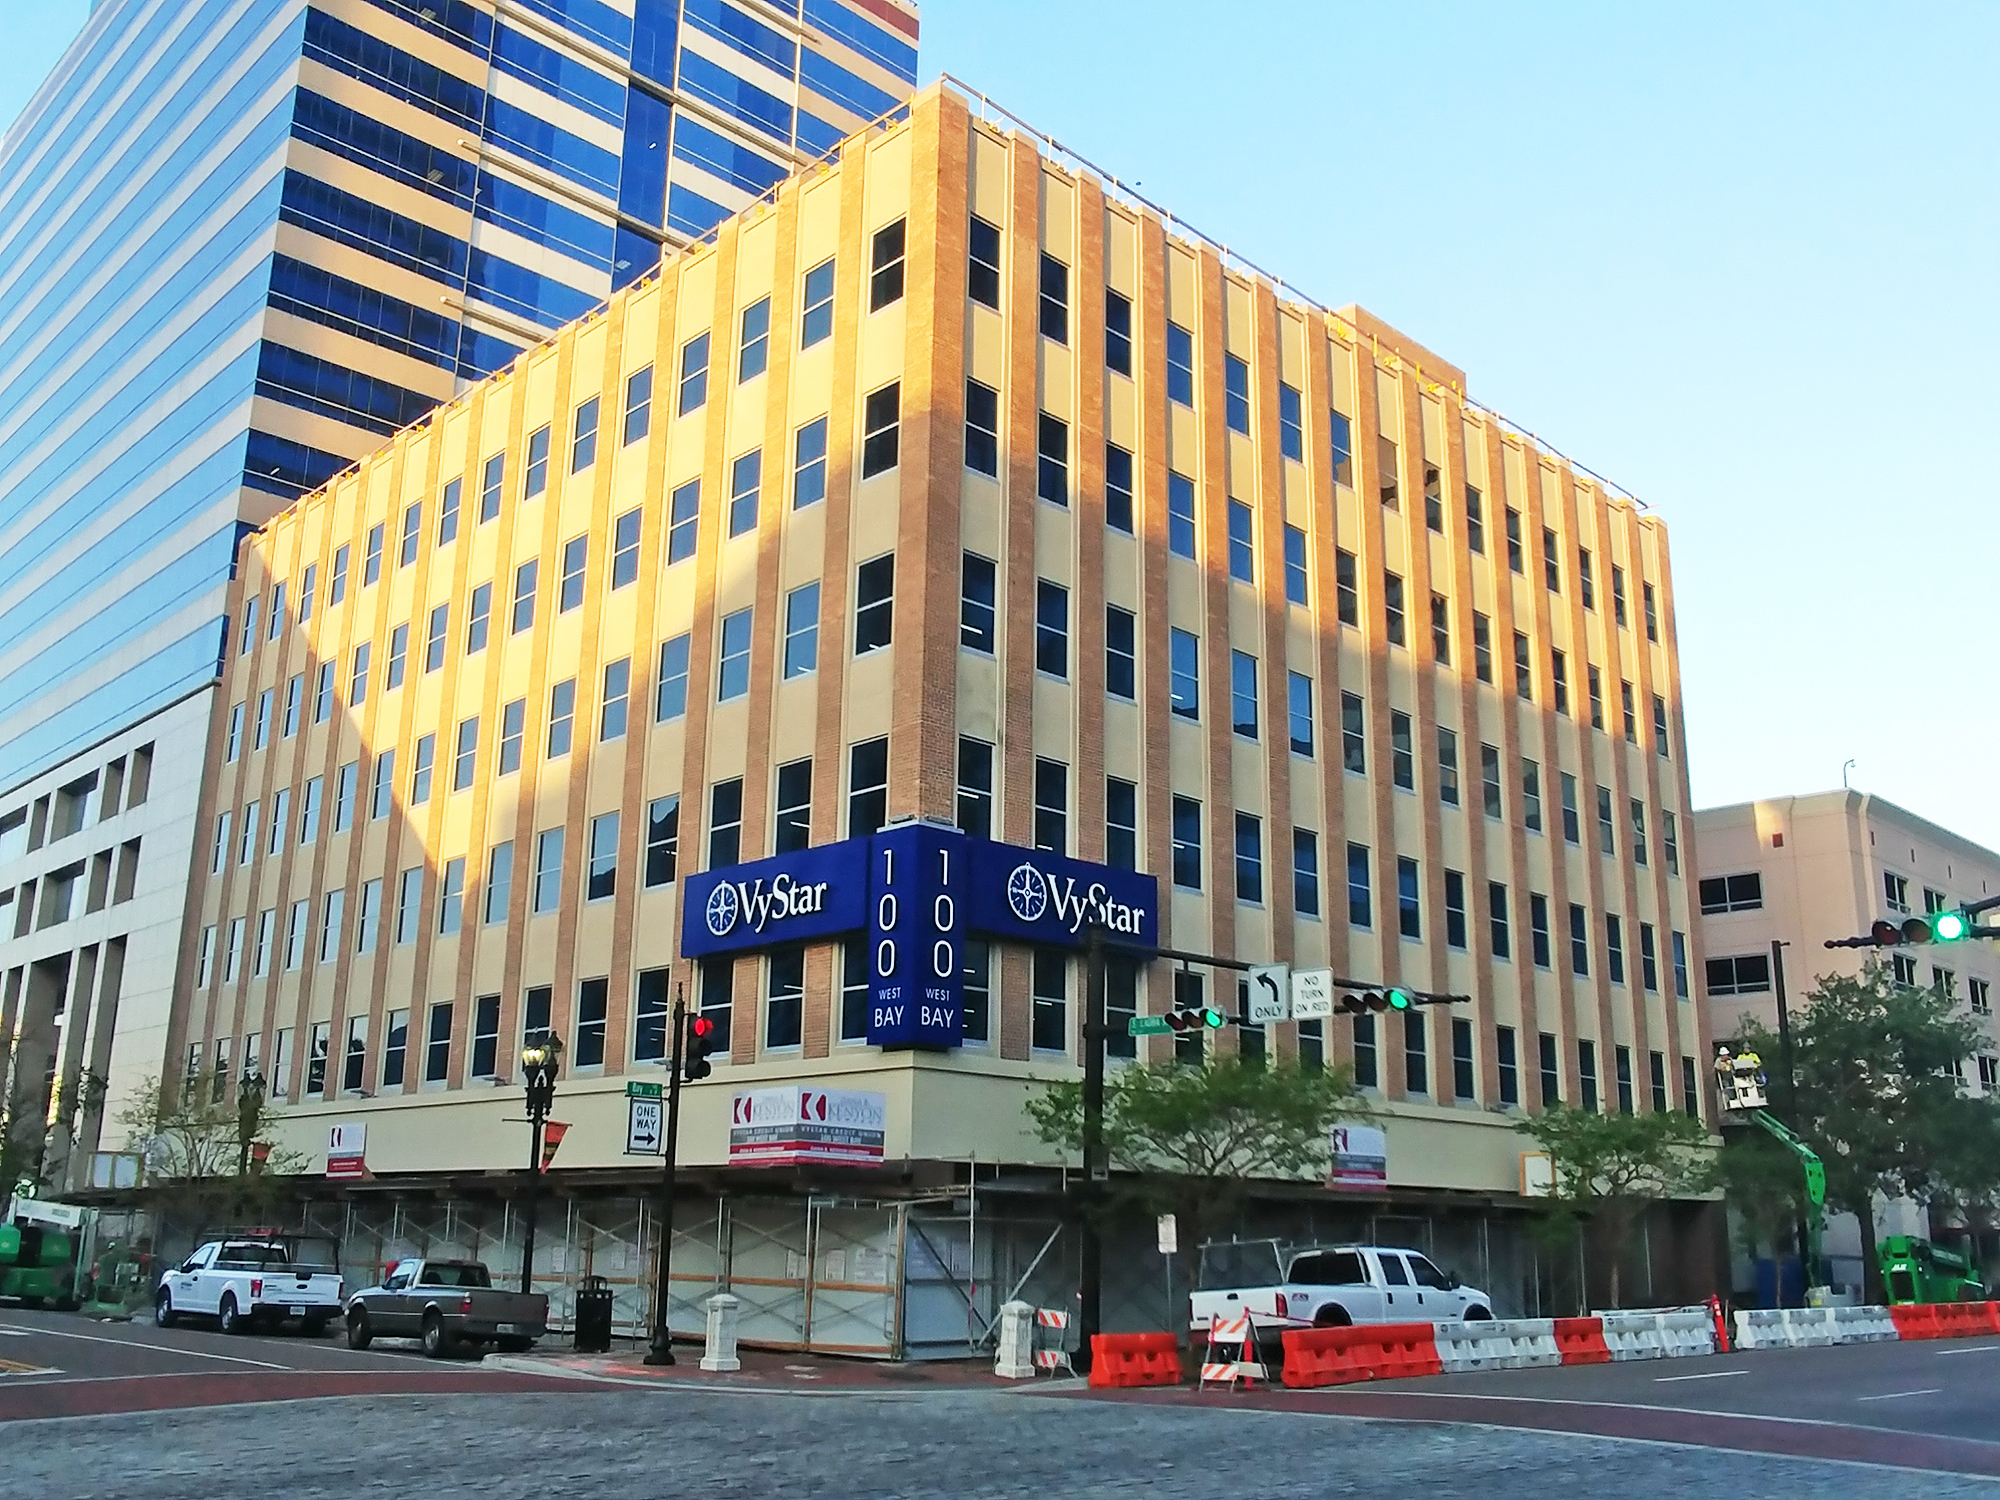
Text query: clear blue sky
6 1 1996 850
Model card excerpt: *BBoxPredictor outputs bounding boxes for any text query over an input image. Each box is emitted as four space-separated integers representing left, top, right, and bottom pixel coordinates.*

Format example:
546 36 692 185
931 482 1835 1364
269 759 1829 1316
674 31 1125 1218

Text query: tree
1025 1057 1363 1293
115 1069 308 1231
1517 1103 1711 1310
1726 962 2000 1304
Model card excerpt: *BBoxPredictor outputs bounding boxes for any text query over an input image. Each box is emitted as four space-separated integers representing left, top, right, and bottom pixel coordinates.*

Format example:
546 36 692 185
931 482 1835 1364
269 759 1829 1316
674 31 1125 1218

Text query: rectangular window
1335 549 1358 626
533 828 565 913
1429 594 1452 665
253 690 271 750
1437 727 1460 806
1167 471 1197 559
1033 580 1069 677
438 856 465 935
1398 857 1421 939
1672 930 1690 998
287 903 309 972
717 608 752 699
855 555 894 654
1037 411 1069 505
1032 757 1068 854
559 535 588 610
313 661 334 723
1653 694 1670 756
1384 572 1405 646
410 733 434 805
1569 903 1590 976
1539 1033 1561 1108
960 552 996 652
352 879 378 955
399 502 421 567
1497 1025 1519 1106
1105 288 1133 374
498 698 525 775
1503 507 1523 574
1644 582 1659 641
271 787 293 852
624 365 653 445
586 812 618 901
667 479 700 562
479 454 504 523
1560 773 1580 844
1884 872 1910 913
1607 913 1626 984
1550 649 1569 715
1444 870 1467 949
1378 434 1399 509
1706 954 1772 995
838 940 871 1043
1031 948 1068 1052
1104 442 1135 533
386 623 408 688
1480 743 1502 818
738 295 771 379
678 331 710 414
966 214 1002 307
364 522 385 585
1166 322 1195 405
634 972 668 1064
801 257 835 347
1278 382 1304 461
368 754 391 821
1489 882 1511 959
1293 829 1320 917
1104 606 1137 700
1521 758 1542 833
1472 612 1492 683
784 583 820 678
1542 526 1560 593
1227 501 1254 582
1347 842 1373 928
1037 253 1071 343
600 657 630 740
1287 672 1313 756
1405 1011 1429 1095
1341 692 1366 774
957 738 993 839
963 379 999 476
330 544 349 603
1352 1013 1377 1089
1271 528 1307 611
453 716 478 790
612 508 642 589
548 678 576 757
1390 711 1414 790
1512 630 1532 701
395 866 423 945
644 797 679 887
1452 1017 1476 1101
1579 1041 1599 1112
1621 680 1638 743
226 703 243 762
1587 665 1604 729
1170 628 1201 719
425 603 449 672
1631 799 1649 866
1104 777 1138 871
320 890 345 965
1234 813 1263 904
485 842 513 923
861 382 900 477
849 738 889 838
572 395 599 472
511 559 537 634
774 758 813 855
342 1015 366 1092
1230 651 1258 739
1612 563 1627 626
1103 954 1137 1059
1640 922 1660 991
1424 465 1444 532
1578 548 1595 610
1530 893 1551 968
1466 485 1485 553
470 996 499 1078
1597 786 1616 856
656 635 690 721
728 450 761 537
1172 796 1203 890
524 425 551 498
1650 1050 1669 1114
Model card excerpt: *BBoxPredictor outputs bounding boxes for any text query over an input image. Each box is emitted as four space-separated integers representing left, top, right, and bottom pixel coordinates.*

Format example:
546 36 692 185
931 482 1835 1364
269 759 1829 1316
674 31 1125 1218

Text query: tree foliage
1026 1058 1363 1288
1723 962 2000 1302
115 1069 308 1228
1516 1102 1712 1309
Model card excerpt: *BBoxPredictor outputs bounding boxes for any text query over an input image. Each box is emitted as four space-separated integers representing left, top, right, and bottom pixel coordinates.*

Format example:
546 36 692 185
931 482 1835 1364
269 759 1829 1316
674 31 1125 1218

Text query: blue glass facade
0 0 918 801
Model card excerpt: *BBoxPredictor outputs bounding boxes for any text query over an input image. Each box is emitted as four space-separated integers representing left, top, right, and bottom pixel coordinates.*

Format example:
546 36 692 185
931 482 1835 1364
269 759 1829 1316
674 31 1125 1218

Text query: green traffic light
1387 988 1413 1011
1934 910 1969 942
1202 1008 1226 1028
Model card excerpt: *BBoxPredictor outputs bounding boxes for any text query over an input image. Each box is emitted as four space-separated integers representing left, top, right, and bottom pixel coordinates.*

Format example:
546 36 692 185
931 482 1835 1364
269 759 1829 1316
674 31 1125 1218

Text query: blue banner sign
866 822 966 1047
680 840 869 958
962 839 1157 950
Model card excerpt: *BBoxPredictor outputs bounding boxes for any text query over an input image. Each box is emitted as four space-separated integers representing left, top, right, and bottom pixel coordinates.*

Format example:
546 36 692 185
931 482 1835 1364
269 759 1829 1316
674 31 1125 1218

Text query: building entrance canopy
681 823 1158 1049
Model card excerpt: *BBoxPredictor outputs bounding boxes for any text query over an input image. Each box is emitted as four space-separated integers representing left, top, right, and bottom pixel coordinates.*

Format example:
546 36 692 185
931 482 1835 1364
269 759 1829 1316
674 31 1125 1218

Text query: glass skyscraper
0 0 916 1189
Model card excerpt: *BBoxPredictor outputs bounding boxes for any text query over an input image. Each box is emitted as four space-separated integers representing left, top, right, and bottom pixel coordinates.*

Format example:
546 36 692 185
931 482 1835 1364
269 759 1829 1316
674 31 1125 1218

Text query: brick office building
151 83 1716 1347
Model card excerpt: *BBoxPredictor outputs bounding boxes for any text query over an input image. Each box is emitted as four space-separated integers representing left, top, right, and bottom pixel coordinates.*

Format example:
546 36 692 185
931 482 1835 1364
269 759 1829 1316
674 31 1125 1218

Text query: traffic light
1333 988 1418 1015
1880 911 1970 945
682 1014 720 1082
1163 1006 1227 1033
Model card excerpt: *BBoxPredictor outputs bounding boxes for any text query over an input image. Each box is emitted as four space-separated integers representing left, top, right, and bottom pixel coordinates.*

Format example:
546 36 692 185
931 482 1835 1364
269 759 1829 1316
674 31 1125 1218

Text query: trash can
573 1274 614 1353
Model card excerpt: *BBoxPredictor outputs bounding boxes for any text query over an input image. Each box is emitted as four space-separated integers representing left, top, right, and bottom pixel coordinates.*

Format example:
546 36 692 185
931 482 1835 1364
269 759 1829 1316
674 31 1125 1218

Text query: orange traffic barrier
1087 1332 1184 1389
1889 1303 1942 1341
1280 1322 1442 1388
1552 1317 1611 1365
1934 1302 2000 1338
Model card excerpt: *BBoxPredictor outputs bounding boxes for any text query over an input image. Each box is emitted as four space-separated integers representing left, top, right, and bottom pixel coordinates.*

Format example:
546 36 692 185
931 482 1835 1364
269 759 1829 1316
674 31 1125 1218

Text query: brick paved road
4 1387 1995 1498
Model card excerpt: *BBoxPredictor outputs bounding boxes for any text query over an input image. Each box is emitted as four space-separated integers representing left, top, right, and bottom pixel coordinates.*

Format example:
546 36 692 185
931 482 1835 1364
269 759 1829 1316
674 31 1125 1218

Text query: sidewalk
481 1339 1055 1395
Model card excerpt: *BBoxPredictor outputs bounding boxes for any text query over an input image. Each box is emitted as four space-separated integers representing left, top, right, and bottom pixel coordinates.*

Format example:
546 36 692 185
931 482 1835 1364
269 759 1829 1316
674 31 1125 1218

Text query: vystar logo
706 871 831 939
1004 861 1146 937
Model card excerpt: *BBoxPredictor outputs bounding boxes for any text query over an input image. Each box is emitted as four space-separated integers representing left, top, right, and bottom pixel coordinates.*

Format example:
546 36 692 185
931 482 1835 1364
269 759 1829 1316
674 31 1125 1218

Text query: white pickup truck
1189 1240 1494 1336
155 1236 345 1336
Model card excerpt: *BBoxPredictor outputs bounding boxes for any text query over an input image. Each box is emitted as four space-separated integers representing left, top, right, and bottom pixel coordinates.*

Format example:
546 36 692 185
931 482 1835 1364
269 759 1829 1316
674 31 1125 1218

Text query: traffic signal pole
1076 924 1108 1375
1768 940 1815 1291
643 987 687 1366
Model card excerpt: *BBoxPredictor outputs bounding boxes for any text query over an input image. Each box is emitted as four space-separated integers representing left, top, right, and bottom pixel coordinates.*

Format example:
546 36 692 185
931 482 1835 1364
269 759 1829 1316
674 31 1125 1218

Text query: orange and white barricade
1199 1312 1266 1388
1032 1307 1076 1375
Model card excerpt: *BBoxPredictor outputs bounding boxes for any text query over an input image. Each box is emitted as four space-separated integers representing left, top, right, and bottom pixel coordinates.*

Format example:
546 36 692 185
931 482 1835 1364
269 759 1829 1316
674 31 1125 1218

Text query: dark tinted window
1377 1253 1411 1286
1406 1254 1451 1290
1289 1250 1367 1286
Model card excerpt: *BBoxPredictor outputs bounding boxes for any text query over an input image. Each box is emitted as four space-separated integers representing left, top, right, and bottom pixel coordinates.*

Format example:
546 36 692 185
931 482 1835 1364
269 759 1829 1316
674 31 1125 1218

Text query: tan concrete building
1694 789 2000 1290
151 84 1710 1341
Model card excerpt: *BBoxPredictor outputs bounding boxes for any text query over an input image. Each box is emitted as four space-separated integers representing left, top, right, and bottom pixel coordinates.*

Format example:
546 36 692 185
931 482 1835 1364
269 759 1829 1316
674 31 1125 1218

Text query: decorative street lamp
518 1031 563 1295
235 1069 267 1178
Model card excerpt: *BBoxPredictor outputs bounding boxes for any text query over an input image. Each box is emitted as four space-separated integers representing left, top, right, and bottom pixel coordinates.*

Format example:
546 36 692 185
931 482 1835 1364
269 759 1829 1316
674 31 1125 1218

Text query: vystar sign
728 1085 887 1168
680 826 1160 1050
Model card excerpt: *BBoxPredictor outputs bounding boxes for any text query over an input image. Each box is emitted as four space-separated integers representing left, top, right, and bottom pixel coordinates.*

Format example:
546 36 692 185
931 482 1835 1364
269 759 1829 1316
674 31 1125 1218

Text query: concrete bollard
700 1292 742 1372
994 1300 1036 1379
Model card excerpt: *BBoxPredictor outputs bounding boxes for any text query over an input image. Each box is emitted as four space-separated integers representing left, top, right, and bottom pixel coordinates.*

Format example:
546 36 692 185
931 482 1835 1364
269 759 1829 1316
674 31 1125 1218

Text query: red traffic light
1870 920 1902 945
1901 917 1933 945
689 1016 716 1040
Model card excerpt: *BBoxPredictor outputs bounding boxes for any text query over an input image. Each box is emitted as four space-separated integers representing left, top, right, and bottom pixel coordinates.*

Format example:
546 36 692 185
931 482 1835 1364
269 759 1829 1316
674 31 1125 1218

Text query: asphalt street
0 1303 430 1381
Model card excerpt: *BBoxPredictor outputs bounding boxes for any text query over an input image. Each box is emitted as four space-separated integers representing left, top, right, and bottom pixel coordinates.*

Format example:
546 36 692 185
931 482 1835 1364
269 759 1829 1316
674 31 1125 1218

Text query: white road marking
0 1323 289 1370
1855 1388 1943 1402
1653 1369 1749 1383
1936 1343 2000 1355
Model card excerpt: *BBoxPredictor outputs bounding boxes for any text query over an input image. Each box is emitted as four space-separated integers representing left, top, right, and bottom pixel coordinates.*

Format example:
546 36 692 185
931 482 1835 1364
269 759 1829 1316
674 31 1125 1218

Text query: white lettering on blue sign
1006 862 1148 937
706 872 832 939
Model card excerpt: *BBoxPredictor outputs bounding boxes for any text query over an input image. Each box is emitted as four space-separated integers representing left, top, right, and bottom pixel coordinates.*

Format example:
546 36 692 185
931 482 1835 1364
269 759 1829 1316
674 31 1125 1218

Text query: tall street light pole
518 1032 562 1296
1769 939 1812 1290
1075 924 1108 1374
644 988 688 1366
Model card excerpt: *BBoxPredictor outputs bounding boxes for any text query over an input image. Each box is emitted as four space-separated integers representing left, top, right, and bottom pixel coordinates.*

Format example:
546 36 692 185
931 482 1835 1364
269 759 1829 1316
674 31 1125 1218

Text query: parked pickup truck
155 1235 345 1336
344 1259 547 1358
1189 1240 1494 1338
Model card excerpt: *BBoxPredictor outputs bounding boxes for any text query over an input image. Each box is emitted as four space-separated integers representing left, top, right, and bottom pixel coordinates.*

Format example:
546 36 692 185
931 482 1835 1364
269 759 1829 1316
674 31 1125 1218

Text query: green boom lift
1714 1047 1829 1291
